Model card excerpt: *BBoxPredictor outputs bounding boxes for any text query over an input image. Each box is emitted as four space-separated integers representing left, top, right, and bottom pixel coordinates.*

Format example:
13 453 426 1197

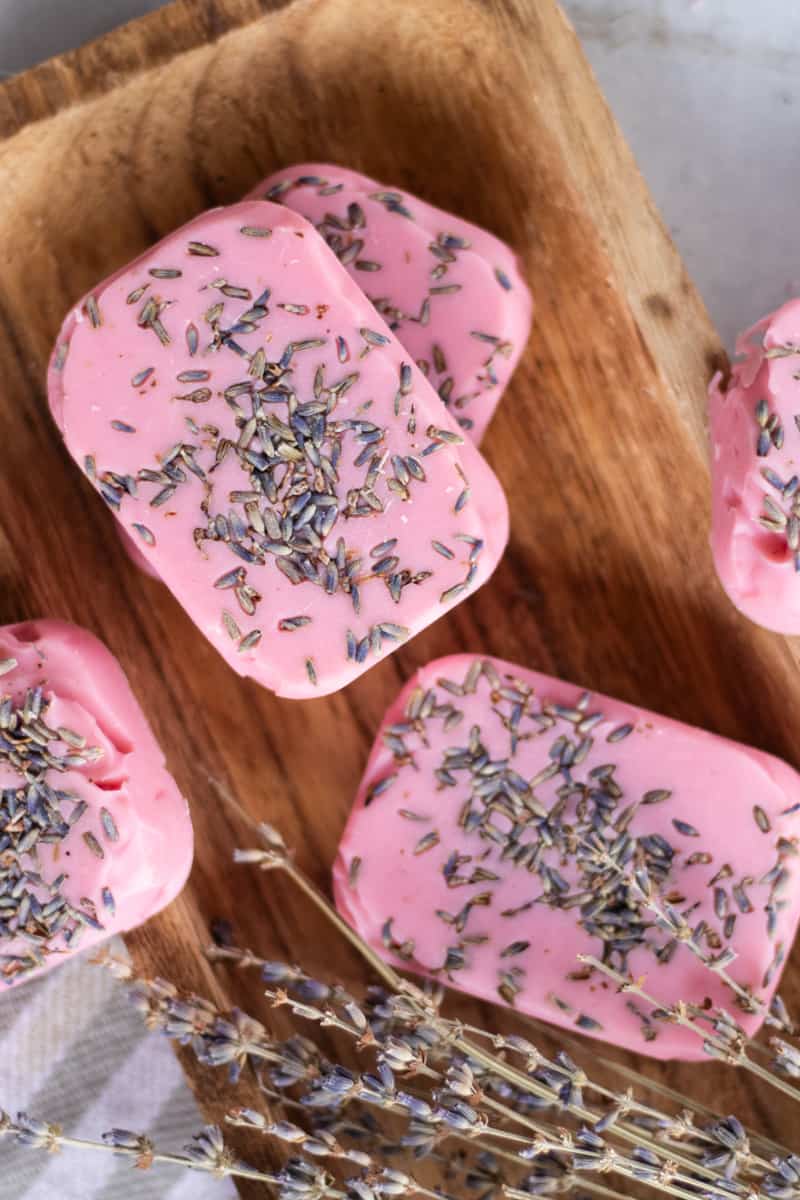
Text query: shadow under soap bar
334 653 800 1060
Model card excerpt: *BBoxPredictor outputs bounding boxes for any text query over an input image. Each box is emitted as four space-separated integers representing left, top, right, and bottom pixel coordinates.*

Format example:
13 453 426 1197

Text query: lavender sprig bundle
3 824 800 1200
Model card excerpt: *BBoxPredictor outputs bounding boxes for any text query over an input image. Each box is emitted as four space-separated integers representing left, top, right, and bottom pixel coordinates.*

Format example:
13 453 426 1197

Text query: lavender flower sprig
1 1112 273 1183
5 822 800 1200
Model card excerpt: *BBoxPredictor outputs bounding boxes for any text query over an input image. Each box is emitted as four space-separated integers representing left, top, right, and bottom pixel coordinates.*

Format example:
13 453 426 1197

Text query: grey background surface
1 0 798 1196
0 0 170 77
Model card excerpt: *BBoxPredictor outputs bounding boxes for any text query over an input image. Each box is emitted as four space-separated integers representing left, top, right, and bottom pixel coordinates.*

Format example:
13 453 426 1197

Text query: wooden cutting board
2 0 799 1192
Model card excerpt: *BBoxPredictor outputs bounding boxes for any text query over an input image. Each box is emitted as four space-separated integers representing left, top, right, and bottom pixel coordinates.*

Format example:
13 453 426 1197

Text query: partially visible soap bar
0 620 192 987
334 654 800 1060
710 299 800 633
48 203 508 699
246 164 532 444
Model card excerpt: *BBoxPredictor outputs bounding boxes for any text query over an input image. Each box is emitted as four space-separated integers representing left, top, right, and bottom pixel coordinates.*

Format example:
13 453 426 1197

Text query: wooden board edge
502 0 726 453
0 0 288 139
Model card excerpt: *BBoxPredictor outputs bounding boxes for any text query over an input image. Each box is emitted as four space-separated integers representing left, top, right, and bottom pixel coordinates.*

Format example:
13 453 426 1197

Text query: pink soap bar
48 203 508 699
710 299 800 633
0 620 192 988
246 164 532 444
334 654 800 1060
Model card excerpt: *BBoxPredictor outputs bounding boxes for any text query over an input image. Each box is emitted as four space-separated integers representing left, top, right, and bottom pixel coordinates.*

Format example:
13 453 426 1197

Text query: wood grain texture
1 0 798 1193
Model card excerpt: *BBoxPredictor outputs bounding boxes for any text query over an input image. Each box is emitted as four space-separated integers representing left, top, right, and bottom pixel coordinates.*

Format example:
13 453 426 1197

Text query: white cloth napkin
0 946 237 1199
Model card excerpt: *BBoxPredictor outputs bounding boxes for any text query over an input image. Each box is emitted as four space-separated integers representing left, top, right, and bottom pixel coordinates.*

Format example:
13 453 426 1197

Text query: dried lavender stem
270 849 407 994
221 851 789 1200
263 984 438 1082
476 1014 790 1170
215 943 775 1173
593 844 788 1032
252 846 721 1182
447 1105 767 1200
207 944 266 970
0 1121 279 1184
229 1109 499 1200
288 1018 731 1200
3 1114 454 1200
80 826 798 1200
252 842 756 1191
252 1050 636 1200
478 1092 734 1194
462 1018 714 1155
209 949 728 1200
486 1139 641 1200
252 1090 633 1200
506 1182 630 1200
535 1029 788 1163
508 1138 756 1200
579 954 800 1106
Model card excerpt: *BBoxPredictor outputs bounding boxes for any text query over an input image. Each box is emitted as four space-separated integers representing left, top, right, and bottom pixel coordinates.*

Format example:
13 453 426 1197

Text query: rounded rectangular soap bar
0 620 192 988
710 299 800 633
334 653 800 1060
246 164 533 444
48 203 509 699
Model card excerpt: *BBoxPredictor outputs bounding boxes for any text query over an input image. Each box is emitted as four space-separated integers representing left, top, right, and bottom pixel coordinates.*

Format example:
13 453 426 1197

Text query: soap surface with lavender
0 620 192 987
710 299 800 633
334 654 800 1059
48 202 509 699
247 165 532 444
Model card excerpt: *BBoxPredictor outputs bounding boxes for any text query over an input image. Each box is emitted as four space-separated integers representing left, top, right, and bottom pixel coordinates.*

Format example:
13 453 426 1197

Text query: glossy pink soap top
48 203 509 699
334 654 800 1060
710 299 800 632
0 620 192 988
246 164 532 444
